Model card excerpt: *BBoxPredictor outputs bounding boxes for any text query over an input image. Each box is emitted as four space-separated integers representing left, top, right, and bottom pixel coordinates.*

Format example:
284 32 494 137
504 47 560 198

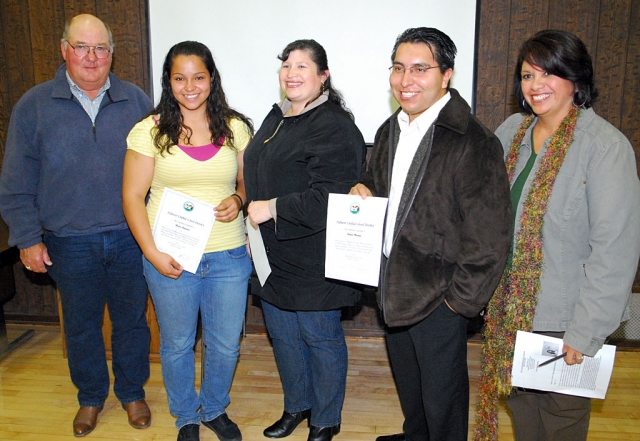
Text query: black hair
514 30 598 114
151 40 253 155
278 39 353 119
391 27 457 77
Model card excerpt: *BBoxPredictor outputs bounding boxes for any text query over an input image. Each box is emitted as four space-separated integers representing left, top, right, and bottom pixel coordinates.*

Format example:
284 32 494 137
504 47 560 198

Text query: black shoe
177 424 200 441
375 434 405 441
264 409 311 438
307 424 340 441
202 413 242 441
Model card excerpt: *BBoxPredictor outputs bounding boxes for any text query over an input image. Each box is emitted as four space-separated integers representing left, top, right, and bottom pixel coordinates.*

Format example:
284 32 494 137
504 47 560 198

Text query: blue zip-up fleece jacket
0 64 153 249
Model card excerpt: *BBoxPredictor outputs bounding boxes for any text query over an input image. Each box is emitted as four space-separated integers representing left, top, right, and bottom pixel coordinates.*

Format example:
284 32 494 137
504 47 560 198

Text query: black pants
385 301 470 441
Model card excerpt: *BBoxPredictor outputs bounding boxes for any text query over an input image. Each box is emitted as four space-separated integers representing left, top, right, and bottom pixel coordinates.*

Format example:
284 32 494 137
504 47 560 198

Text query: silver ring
577 356 584 360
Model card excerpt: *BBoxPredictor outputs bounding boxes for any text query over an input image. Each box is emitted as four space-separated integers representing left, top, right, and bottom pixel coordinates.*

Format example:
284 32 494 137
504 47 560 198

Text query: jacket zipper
263 119 284 144
71 89 115 142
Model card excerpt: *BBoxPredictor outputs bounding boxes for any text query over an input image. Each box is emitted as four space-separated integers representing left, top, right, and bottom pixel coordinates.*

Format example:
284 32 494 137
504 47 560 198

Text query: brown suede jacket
361 89 512 327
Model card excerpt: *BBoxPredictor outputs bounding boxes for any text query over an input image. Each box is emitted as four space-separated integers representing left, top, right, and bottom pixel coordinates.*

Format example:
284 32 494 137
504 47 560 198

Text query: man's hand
20 243 52 273
444 298 458 314
349 183 372 199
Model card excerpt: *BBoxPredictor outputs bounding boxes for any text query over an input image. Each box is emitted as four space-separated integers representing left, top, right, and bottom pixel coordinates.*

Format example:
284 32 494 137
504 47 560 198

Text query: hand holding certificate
152 188 215 274
511 331 616 399
325 193 388 286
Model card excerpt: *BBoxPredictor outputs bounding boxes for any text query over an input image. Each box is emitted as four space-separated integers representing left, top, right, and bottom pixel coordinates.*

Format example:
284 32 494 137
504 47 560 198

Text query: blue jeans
44 229 150 407
143 246 251 429
261 301 347 427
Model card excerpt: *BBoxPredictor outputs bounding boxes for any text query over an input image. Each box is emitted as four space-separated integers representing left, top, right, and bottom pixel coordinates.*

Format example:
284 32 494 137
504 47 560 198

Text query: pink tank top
178 143 221 161
152 116 224 161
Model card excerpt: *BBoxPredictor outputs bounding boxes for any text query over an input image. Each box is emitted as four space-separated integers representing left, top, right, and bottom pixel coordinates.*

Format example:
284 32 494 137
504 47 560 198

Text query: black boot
263 409 311 438
307 424 340 441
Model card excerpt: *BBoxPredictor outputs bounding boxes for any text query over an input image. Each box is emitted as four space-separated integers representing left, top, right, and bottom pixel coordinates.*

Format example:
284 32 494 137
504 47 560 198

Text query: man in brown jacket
350 27 511 441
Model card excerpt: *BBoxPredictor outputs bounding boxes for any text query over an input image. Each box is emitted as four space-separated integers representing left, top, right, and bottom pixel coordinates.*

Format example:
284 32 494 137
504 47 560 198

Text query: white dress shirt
383 92 451 257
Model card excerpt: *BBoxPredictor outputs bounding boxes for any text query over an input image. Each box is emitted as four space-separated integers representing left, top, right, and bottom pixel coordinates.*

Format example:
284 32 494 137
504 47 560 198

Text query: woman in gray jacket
476 30 640 441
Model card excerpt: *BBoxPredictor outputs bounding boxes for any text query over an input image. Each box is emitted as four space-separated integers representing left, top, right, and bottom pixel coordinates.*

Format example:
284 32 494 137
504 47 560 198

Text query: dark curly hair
151 41 253 155
514 30 598 114
278 39 354 120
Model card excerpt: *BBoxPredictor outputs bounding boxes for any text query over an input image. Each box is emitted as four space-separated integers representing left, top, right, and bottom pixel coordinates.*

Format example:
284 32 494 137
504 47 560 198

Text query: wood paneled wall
0 0 150 169
0 0 150 322
475 0 640 288
0 0 638 330
476 0 639 153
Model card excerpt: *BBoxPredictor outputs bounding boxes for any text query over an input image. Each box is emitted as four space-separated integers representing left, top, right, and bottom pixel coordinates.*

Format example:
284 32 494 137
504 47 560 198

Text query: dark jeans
261 300 347 427
45 229 150 407
385 301 470 441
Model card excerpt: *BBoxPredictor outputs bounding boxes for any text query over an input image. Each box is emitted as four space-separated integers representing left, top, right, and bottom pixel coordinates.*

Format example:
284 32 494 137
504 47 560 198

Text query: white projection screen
148 0 478 143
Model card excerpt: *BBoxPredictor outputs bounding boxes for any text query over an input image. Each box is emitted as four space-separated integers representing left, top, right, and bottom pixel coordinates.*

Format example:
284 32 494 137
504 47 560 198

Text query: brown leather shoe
122 399 151 429
73 405 103 437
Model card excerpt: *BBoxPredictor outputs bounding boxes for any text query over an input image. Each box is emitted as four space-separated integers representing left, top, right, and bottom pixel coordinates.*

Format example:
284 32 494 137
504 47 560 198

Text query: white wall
149 0 477 143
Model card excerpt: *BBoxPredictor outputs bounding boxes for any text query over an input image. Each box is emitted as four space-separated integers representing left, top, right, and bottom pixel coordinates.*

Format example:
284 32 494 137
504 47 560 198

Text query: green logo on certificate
183 201 194 212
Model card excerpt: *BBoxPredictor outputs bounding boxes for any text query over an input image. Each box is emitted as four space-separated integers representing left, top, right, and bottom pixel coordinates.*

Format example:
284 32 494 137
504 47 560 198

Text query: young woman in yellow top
123 41 253 441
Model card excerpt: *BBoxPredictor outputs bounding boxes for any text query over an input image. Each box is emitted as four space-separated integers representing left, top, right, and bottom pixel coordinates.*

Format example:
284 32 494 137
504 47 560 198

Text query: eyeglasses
389 64 440 76
65 40 111 59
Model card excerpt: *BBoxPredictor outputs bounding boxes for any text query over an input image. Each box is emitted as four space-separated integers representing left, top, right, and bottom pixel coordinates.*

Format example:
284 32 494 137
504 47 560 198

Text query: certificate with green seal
152 188 215 274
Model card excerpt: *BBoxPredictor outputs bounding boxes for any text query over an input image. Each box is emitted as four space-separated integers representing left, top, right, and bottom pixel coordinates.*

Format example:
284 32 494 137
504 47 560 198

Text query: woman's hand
247 200 273 229
349 183 372 199
563 343 585 366
215 195 242 222
147 250 183 279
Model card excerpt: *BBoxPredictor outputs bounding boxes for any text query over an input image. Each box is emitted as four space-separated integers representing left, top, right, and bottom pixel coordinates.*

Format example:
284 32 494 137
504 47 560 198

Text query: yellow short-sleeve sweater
127 115 250 253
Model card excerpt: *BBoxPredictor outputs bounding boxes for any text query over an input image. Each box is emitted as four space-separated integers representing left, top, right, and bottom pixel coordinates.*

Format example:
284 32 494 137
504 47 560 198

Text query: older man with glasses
0 14 152 437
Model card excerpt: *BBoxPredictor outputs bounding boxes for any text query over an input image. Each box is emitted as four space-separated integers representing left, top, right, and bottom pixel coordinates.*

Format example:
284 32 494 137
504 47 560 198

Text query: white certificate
325 193 388 286
152 188 215 274
245 218 272 287
511 330 616 399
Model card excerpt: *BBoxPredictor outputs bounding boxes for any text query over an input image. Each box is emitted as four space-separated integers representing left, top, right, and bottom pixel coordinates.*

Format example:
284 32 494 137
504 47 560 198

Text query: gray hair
61 17 115 53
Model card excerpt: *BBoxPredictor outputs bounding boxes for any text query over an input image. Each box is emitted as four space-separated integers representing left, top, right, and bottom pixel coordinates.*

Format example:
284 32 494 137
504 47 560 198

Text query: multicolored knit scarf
474 105 581 440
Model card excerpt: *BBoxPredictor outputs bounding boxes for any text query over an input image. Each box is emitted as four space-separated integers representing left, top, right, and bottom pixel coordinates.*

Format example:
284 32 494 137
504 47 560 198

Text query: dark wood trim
5 314 60 324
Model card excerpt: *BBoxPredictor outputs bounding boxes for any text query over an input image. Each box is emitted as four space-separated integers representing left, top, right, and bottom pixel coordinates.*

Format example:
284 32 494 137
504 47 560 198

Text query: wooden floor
0 324 638 441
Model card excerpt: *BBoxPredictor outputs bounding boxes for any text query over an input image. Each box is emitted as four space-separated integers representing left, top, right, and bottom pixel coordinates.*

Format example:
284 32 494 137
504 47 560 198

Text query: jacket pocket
546 174 584 219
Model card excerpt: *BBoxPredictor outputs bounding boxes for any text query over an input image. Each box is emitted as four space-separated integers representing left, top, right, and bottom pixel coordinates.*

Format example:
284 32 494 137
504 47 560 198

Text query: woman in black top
243 39 365 441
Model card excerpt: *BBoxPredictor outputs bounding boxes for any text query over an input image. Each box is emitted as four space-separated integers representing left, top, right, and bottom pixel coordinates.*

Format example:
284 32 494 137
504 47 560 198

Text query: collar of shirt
397 91 451 136
383 91 451 257
66 71 111 123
